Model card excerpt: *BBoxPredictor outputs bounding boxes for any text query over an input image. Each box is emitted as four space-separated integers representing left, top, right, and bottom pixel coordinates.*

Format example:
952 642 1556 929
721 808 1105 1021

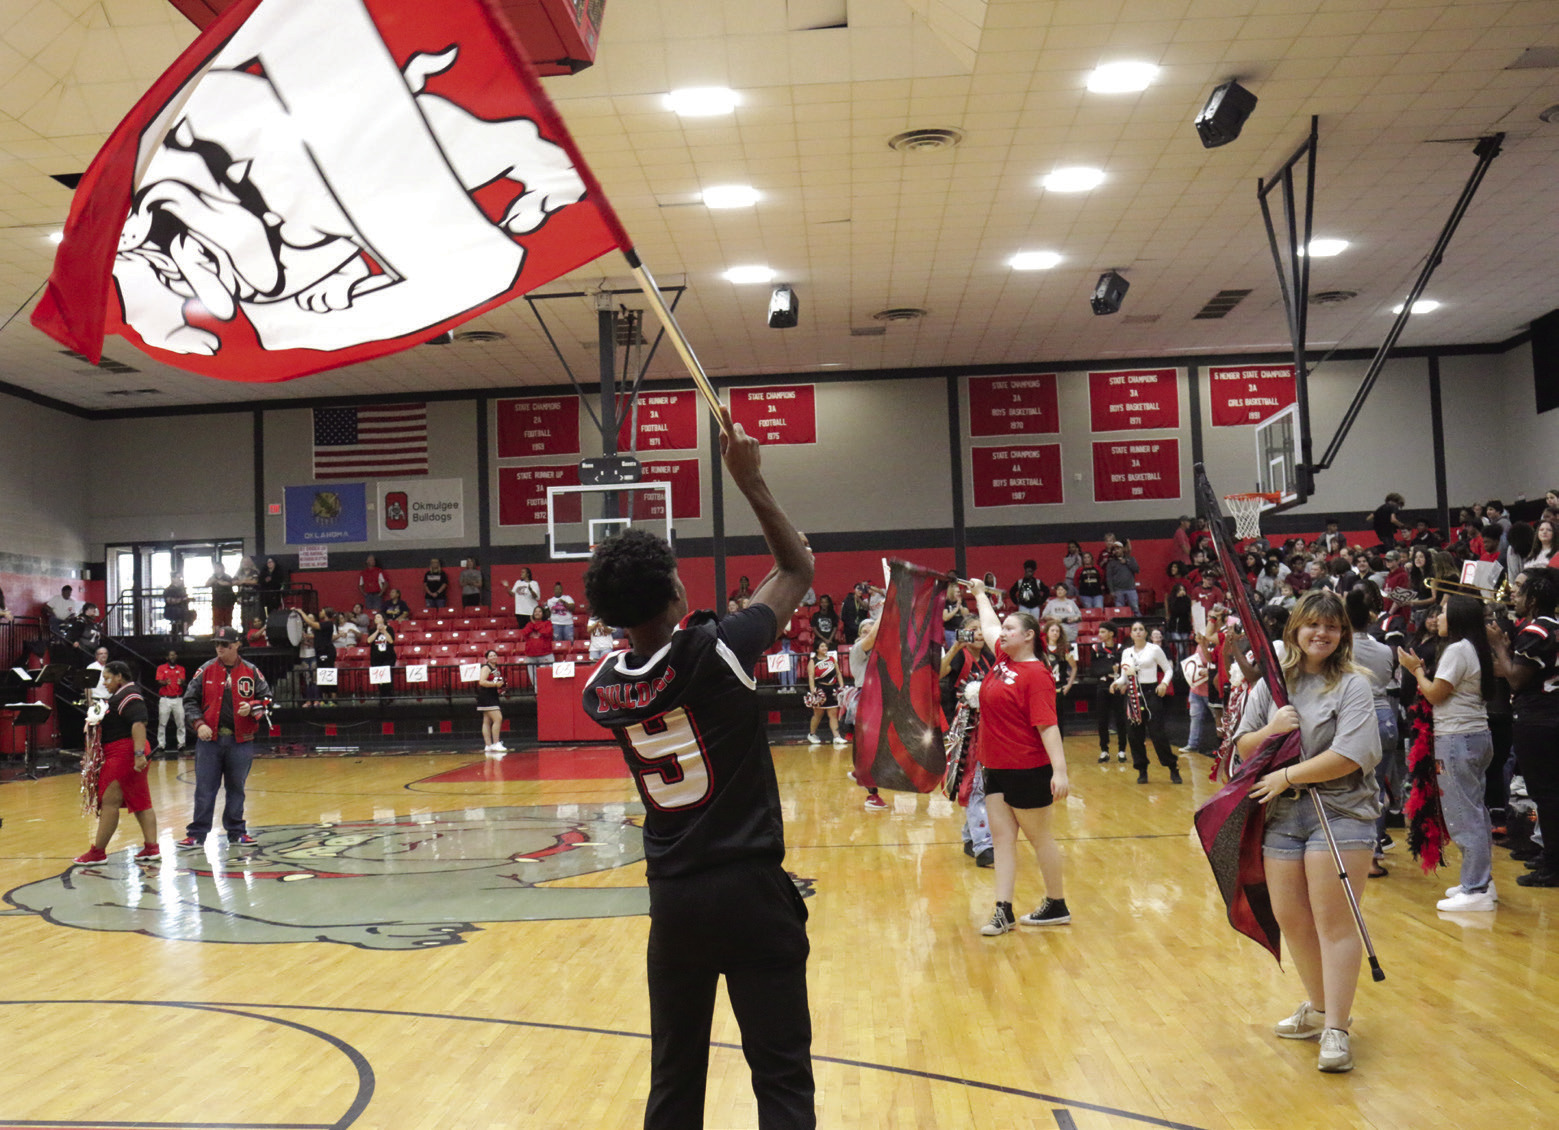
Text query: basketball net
1224 492 1279 540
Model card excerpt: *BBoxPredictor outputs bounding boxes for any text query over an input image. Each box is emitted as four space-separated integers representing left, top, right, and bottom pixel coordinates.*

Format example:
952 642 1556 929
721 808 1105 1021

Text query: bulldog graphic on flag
34 0 628 383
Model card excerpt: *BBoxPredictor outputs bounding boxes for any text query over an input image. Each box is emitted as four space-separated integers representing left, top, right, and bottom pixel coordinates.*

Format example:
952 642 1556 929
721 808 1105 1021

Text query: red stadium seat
336 647 368 667
1079 607 1107 621
497 629 523 642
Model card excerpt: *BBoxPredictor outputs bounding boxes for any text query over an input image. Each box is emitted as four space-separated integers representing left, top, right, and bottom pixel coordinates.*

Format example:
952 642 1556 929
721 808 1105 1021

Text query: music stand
3 662 68 779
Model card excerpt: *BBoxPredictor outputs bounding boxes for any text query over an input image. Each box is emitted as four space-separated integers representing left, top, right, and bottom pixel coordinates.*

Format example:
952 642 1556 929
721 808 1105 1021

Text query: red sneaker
74 846 108 864
135 843 161 861
230 833 257 846
176 836 200 848
864 793 888 811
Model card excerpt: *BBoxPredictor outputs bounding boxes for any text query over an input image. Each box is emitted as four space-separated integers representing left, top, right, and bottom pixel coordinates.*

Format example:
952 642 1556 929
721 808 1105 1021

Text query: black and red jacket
182 656 271 741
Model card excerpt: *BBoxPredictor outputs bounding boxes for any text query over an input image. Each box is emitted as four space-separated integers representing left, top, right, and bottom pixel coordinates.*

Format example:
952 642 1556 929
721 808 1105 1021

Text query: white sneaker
1436 888 1497 912
483 744 495 753
807 734 822 745
1444 882 1496 900
1273 1001 1326 1040
1317 1028 1353 1073
492 742 507 752
832 736 849 746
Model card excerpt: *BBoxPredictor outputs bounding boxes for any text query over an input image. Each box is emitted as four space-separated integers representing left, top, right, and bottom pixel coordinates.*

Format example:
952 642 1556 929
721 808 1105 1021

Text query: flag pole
621 248 729 436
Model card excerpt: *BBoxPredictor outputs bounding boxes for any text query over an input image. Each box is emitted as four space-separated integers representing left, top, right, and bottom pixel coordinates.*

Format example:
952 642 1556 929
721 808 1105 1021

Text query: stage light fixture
1090 271 1129 316
1194 80 1258 149
767 286 798 329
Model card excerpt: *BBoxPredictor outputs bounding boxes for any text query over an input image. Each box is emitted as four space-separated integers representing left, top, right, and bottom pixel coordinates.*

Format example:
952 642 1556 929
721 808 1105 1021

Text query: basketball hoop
1223 492 1280 540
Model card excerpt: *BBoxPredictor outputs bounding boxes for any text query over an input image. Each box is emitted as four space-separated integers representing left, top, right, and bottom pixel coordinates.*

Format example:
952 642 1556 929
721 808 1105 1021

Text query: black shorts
982 764 1055 809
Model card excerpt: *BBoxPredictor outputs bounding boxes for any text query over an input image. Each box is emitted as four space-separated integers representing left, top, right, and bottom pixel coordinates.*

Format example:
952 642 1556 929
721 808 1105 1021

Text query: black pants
1512 710 1559 870
1487 711 1512 812
1128 707 1176 772
645 861 814 1130
1094 683 1126 752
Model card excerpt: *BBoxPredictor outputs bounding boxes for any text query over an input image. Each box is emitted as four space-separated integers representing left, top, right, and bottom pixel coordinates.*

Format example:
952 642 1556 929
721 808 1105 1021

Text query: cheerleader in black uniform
367 613 396 703
1041 619 1077 725
477 648 506 754
807 639 845 746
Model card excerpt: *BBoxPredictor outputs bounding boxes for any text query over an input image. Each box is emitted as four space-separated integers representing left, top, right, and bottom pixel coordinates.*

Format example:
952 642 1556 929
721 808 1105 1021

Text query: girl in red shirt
968 578 1072 935
518 605 555 675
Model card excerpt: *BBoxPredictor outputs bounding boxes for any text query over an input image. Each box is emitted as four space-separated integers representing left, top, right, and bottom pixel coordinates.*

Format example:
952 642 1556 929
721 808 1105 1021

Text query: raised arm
968 579 1002 652
722 406 814 635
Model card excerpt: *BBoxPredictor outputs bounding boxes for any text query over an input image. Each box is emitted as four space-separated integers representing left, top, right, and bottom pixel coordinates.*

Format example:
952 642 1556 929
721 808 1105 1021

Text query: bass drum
266 607 304 648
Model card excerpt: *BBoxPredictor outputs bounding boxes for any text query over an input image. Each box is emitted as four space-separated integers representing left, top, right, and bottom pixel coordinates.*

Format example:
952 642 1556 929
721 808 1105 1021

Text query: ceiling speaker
1090 272 1130 316
1194 81 1258 149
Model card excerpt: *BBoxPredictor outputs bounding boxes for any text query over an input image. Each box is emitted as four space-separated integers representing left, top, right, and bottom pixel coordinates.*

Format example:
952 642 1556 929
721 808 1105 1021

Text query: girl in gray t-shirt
1236 589 1382 1075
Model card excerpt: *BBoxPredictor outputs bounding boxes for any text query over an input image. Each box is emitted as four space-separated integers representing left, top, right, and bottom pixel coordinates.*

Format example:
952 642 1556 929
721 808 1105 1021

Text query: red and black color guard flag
1192 466 1304 960
32 0 632 383
852 560 950 793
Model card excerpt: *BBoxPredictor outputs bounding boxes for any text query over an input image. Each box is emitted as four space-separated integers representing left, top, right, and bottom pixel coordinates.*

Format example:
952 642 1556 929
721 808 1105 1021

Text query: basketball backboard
546 481 674 560
1253 403 1302 509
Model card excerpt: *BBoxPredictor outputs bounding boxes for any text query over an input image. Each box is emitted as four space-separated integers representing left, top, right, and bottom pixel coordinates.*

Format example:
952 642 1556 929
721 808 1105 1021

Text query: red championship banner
1092 439 1181 502
1088 368 1180 431
631 459 702 521
731 385 816 445
617 390 697 451
497 463 580 525
971 445 1064 508
968 373 1060 436
496 396 579 458
1208 364 1297 426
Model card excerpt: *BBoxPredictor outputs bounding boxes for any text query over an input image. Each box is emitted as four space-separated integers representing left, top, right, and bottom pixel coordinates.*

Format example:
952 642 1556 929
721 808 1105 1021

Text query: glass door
178 550 216 636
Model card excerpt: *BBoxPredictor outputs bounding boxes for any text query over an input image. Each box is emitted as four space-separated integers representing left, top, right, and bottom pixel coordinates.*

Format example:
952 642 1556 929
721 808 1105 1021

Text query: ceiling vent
1310 289 1358 307
1192 289 1252 320
60 349 139 374
849 326 887 337
871 307 928 323
453 330 507 343
887 128 964 153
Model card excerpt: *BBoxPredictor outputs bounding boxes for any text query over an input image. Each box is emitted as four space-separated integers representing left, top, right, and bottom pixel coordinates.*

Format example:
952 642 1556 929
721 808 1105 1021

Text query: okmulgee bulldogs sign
379 478 466 540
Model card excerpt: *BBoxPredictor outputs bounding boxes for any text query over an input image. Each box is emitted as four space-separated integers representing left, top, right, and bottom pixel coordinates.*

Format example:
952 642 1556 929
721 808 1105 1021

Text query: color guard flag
852 560 951 793
32 0 631 383
1192 466 1304 960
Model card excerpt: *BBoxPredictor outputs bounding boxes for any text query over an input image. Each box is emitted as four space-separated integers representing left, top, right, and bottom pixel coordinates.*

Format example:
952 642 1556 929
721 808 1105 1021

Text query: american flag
313 404 428 480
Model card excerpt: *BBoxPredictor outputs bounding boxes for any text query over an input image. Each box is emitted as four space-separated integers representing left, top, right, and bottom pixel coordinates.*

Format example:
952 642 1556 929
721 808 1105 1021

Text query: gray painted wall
1493 341 1559 496
88 412 254 554
722 378 954 538
0 393 90 565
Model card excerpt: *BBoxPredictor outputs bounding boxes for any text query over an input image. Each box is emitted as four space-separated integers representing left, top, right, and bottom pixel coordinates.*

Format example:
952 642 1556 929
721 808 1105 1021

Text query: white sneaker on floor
1444 882 1497 900
1273 1001 1326 1040
807 734 822 745
1436 888 1497 912
1317 1028 1353 1073
832 736 849 746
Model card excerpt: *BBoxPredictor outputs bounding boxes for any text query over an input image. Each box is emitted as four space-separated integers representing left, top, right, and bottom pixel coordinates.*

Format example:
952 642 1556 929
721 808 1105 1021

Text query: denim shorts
1261 795 1377 859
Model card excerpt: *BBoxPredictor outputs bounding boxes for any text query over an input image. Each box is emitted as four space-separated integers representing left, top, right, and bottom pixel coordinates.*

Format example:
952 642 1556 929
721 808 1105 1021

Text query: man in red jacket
177 627 271 848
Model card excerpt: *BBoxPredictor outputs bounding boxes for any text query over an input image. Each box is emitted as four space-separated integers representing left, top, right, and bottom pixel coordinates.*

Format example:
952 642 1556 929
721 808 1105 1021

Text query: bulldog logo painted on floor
7 805 649 949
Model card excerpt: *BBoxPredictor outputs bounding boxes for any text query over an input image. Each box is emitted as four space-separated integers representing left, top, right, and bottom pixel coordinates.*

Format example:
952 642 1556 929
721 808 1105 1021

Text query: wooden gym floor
1 736 1555 1129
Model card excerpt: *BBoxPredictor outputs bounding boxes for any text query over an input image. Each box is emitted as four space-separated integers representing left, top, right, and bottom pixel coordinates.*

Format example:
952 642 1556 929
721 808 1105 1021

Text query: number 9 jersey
583 604 786 880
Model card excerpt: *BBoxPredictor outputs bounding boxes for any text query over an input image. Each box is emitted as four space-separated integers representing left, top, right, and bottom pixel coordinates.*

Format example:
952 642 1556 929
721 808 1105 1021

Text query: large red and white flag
32 0 631 383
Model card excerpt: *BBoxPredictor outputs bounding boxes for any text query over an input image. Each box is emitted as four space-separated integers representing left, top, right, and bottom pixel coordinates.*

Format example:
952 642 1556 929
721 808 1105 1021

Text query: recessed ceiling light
701 184 759 209
1041 167 1105 193
1392 299 1440 314
1086 61 1158 94
48 231 64 244
1010 251 1062 270
664 87 739 116
723 265 775 284
1302 238 1350 257
818 362 843 368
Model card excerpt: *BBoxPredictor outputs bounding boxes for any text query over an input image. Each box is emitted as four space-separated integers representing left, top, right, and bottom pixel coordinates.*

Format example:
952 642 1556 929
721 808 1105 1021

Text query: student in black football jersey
581 405 816 1130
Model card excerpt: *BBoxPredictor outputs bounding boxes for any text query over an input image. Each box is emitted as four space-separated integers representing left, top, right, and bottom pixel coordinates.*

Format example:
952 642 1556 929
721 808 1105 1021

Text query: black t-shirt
1010 576 1047 608
1087 641 1119 678
101 683 149 745
424 569 448 597
1166 593 1193 634
810 611 838 640
1371 503 1398 543
1075 566 1104 598
583 605 784 880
